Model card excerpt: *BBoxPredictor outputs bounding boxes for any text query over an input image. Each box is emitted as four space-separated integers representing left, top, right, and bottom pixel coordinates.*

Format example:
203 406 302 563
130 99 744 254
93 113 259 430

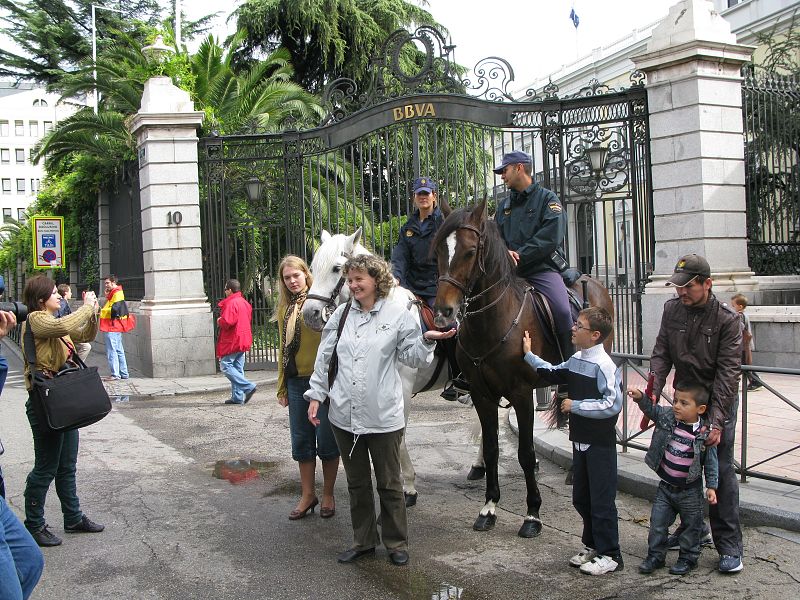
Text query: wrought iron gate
200 27 653 367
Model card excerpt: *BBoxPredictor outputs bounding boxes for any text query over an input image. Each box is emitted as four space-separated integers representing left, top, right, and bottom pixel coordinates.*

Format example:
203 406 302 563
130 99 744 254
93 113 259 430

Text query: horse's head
432 200 489 329
303 228 366 331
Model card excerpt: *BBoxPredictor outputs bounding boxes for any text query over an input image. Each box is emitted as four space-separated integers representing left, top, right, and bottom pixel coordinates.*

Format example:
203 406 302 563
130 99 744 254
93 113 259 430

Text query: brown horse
431 200 614 538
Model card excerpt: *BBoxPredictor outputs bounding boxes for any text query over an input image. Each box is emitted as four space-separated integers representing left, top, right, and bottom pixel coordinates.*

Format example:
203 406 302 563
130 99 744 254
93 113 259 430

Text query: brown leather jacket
650 293 742 429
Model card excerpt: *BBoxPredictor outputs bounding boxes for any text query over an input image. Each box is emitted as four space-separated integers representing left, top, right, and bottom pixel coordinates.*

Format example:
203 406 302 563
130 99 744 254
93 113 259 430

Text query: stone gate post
129 77 216 377
633 0 757 352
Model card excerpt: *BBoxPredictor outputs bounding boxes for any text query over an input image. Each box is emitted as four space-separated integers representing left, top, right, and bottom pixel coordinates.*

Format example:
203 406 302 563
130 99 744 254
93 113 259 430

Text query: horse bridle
438 223 508 317
306 252 352 319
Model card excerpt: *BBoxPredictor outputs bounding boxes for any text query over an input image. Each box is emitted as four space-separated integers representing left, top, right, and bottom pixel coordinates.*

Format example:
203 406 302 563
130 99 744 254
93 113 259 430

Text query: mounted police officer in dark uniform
391 176 466 401
493 151 574 362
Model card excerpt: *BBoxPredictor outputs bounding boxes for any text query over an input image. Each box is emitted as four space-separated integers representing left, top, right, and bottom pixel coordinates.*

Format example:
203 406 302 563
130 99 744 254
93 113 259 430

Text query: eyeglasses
501 164 518 174
573 321 593 332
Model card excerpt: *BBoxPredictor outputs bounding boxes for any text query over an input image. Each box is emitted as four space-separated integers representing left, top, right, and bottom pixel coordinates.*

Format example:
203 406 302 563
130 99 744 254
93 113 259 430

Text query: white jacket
304 297 434 434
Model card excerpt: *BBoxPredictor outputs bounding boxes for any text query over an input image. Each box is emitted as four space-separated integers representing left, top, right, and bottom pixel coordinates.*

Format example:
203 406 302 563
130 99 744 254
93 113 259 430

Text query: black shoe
440 386 458 402
223 399 243 405
388 549 409 566
65 515 105 533
404 492 418 508
31 524 62 547
244 386 257 404
669 559 697 575
638 555 665 574
337 547 375 563
449 377 470 393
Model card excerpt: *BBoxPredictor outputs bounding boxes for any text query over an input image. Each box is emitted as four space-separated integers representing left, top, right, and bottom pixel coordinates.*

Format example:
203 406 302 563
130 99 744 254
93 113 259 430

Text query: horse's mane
432 206 515 282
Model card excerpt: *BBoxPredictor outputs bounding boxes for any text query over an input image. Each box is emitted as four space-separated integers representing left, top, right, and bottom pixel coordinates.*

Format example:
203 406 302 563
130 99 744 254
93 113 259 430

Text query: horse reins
305 252 352 317
439 221 533 408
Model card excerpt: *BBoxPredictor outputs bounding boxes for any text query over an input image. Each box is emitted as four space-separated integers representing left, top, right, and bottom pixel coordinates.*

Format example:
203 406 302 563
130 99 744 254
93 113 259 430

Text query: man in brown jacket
650 254 743 574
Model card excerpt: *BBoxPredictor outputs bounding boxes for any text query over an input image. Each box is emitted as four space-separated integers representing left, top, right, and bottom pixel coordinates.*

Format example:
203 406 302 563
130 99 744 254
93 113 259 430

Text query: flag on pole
569 8 580 29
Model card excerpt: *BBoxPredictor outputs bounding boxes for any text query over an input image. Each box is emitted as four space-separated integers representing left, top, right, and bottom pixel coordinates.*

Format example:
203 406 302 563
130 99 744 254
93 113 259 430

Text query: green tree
233 0 446 93
0 0 217 85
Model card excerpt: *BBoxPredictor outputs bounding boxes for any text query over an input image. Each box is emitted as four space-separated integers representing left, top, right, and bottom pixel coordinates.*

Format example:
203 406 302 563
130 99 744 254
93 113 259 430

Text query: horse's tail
544 391 569 429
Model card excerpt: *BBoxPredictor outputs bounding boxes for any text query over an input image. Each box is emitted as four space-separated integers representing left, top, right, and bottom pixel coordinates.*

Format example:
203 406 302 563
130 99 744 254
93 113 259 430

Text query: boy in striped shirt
628 383 718 575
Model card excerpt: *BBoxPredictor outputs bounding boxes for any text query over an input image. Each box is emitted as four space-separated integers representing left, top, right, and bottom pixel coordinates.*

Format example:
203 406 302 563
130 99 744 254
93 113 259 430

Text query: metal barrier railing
614 353 800 487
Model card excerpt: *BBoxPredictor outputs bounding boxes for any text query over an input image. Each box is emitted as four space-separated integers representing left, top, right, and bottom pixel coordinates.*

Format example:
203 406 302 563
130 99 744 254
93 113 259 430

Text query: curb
508 409 800 533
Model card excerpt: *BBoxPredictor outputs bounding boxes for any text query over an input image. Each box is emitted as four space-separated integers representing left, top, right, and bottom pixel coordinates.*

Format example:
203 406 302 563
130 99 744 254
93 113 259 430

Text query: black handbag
24 324 111 433
324 300 352 404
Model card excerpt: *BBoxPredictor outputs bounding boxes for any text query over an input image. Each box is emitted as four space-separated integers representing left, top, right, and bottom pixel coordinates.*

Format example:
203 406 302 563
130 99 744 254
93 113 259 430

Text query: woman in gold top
274 256 339 520
21 275 103 548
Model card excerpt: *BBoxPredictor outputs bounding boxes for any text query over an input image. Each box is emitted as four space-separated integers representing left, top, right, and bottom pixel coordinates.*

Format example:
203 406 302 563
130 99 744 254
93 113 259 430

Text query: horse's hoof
518 519 542 538
473 513 497 531
534 459 540 472
467 466 486 481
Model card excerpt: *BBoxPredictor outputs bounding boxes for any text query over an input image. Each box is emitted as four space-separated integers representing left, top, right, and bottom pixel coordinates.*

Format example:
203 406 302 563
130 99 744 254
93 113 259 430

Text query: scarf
281 290 307 371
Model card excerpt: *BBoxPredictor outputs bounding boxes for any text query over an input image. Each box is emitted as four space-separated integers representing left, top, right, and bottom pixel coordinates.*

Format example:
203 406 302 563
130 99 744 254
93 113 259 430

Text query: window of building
0 149 9 164
1 179 11 194
14 121 24 136
16 179 25 194
2 208 11 221
29 121 38 137
32 99 48 108
17 208 26 222
31 178 40 193
15 149 25 164
0 121 8 136
43 121 53 134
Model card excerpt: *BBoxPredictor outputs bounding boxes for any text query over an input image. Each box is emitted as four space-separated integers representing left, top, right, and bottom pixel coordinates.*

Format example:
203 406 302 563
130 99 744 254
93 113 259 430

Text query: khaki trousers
331 425 408 551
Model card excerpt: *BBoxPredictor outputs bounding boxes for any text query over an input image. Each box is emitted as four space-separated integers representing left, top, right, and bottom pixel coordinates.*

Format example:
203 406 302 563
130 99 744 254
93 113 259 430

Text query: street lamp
245 177 264 203
586 142 609 179
91 3 125 114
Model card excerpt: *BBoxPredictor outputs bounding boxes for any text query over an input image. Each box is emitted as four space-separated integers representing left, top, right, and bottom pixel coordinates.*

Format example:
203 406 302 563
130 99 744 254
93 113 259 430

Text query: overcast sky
181 0 680 87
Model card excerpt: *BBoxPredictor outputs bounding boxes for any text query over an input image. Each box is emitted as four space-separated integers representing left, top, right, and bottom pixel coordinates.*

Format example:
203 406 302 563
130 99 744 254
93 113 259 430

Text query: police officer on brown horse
494 151 574 363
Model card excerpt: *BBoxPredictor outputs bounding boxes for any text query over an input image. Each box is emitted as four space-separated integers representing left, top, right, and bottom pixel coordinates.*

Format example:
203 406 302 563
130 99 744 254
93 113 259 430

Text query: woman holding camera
21 275 103 547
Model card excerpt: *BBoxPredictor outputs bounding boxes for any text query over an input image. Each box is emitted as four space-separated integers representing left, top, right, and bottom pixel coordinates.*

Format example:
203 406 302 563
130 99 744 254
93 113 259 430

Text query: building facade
0 82 76 225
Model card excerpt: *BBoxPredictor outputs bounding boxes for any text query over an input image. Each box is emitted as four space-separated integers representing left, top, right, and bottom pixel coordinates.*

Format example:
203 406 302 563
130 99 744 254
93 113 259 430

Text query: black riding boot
441 337 469 401
553 331 576 427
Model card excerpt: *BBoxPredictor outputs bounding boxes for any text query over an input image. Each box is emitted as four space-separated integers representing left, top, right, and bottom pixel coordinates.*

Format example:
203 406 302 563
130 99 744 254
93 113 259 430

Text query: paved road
1 375 799 599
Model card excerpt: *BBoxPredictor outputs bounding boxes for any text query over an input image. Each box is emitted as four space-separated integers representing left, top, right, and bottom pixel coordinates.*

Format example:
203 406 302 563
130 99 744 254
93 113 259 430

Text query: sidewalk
1 337 278 397
508 382 800 533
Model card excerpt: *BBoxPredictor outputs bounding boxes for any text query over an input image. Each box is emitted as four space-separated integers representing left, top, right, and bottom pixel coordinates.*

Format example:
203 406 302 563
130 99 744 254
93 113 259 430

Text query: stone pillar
129 76 216 377
633 0 757 352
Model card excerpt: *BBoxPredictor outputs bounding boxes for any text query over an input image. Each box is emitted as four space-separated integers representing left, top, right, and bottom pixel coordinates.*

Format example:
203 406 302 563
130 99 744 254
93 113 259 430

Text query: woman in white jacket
305 254 454 567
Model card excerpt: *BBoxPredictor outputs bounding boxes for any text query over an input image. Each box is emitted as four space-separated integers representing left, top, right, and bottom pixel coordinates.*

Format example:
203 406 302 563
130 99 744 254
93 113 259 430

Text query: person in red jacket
216 279 256 405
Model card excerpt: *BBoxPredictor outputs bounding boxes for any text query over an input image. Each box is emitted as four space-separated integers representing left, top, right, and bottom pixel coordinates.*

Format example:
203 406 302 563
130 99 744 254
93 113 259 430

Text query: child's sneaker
569 547 597 567
579 554 623 575
718 555 743 573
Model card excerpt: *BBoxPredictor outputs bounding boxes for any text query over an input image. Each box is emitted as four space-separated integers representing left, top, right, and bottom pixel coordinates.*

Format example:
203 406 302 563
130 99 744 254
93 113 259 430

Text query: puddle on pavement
432 583 464 599
212 459 279 485
110 395 150 403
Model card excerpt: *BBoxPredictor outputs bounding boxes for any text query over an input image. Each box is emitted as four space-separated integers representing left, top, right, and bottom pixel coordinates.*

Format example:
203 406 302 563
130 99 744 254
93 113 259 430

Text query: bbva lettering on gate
392 103 437 121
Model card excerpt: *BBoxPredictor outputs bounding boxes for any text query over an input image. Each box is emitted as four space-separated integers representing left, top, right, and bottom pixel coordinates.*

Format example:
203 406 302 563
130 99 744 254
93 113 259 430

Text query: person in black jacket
391 177 466 400
494 151 573 361
391 176 444 307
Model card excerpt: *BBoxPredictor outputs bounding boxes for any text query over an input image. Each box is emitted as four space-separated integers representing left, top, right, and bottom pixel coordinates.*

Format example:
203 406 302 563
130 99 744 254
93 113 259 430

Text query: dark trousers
524 270 572 334
649 481 705 564
331 425 408 551
23 395 82 531
572 443 620 557
710 397 743 557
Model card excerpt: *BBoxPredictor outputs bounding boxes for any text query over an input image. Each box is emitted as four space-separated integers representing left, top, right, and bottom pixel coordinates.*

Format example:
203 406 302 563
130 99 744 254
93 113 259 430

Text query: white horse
302 229 454 501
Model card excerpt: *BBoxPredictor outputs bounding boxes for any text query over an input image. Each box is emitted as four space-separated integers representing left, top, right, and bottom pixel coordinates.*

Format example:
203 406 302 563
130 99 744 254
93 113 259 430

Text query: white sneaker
579 554 622 575
569 547 598 567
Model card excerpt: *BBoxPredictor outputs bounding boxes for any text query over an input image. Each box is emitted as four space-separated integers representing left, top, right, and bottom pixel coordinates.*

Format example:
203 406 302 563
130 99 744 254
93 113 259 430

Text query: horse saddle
412 295 437 332
528 270 585 347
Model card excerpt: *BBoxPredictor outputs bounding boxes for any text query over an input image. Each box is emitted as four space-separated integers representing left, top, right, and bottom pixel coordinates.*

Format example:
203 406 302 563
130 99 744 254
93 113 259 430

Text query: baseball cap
666 254 711 287
492 151 533 174
412 176 437 194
